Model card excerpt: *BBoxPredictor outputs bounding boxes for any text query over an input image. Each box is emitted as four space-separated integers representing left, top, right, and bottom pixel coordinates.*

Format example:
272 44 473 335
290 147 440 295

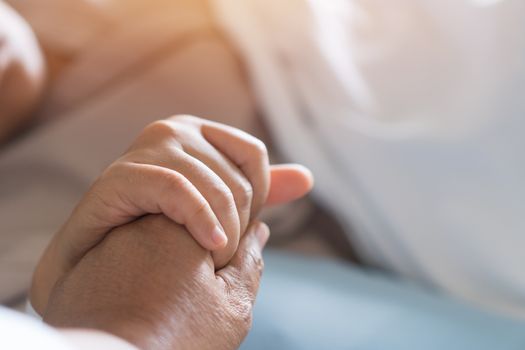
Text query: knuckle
93 162 133 194
169 114 199 124
99 160 127 179
225 290 254 332
213 183 237 211
143 120 177 138
143 118 201 147
218 274 257 334
217 272 237 294
147 170 190 219
235 298 255 330
232 180 253 214
249 138 268 160
160 169 186 190
190 197 210 222
246 248 264 276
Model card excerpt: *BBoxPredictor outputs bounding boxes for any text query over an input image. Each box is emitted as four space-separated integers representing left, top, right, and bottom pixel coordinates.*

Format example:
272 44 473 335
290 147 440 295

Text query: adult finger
215 222 269 302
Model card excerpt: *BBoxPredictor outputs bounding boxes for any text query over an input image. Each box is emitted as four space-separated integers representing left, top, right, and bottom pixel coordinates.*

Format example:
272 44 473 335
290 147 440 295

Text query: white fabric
0 307 72 349
212 0 525 317
26 299 42 319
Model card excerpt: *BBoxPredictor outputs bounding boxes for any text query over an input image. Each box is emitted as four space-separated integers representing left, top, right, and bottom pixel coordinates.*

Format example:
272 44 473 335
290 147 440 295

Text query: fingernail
211 226 228 247
255 223 270 248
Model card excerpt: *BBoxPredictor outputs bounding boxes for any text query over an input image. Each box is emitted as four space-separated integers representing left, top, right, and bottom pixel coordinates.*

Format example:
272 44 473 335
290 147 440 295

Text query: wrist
44 294 179 350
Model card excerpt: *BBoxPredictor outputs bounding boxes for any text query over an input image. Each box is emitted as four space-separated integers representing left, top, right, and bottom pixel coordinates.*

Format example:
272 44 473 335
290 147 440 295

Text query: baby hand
31 115 313 314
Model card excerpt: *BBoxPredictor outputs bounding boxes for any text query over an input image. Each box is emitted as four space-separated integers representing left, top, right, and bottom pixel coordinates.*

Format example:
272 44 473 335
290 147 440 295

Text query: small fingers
126 148 241 268
94 163 228 252
201 121 270 221
164 155 242 268
183 139 253 240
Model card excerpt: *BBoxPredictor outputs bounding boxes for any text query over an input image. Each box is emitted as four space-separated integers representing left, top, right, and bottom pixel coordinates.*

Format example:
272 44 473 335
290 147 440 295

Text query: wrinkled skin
30 115 312 316
43 215 269 350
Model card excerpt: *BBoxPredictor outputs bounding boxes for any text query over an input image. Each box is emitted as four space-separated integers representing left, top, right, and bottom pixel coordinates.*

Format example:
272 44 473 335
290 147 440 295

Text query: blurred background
1 1 525 349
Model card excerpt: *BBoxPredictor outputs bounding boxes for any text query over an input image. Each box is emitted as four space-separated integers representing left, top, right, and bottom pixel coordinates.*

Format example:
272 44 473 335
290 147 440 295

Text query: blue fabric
241 251 525 350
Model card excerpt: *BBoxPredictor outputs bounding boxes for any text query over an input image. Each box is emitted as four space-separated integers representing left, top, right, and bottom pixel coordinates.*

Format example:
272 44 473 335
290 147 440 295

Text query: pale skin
1 4 315 348
45 216 272 350
31 115 313 316
29 116 312 349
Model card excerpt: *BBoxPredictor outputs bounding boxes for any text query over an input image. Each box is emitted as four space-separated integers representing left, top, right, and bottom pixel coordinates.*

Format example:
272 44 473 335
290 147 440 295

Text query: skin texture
0 1 45 143
31 115 313 315
44 215 270 350
2 3 312 346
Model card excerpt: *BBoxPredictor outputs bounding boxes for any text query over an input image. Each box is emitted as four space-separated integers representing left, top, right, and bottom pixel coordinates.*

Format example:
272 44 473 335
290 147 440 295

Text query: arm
0 1 45 142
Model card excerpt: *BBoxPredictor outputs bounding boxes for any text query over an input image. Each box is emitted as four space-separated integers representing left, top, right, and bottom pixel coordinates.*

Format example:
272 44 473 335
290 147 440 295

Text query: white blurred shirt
212 0 525 317
0 307 72 349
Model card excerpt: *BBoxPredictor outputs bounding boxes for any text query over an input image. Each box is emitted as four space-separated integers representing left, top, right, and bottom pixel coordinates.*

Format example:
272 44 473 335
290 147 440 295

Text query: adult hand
30 115 313 315
54 115 310 268
43 215 269 350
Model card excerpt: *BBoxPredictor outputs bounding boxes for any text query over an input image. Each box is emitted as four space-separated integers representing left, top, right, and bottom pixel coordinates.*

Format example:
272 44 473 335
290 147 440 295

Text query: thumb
265 164 314 206
216 222 269 300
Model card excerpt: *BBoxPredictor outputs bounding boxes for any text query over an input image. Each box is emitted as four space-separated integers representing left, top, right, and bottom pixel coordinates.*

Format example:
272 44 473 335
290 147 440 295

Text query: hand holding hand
44 215 270 350
31 115 313 314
